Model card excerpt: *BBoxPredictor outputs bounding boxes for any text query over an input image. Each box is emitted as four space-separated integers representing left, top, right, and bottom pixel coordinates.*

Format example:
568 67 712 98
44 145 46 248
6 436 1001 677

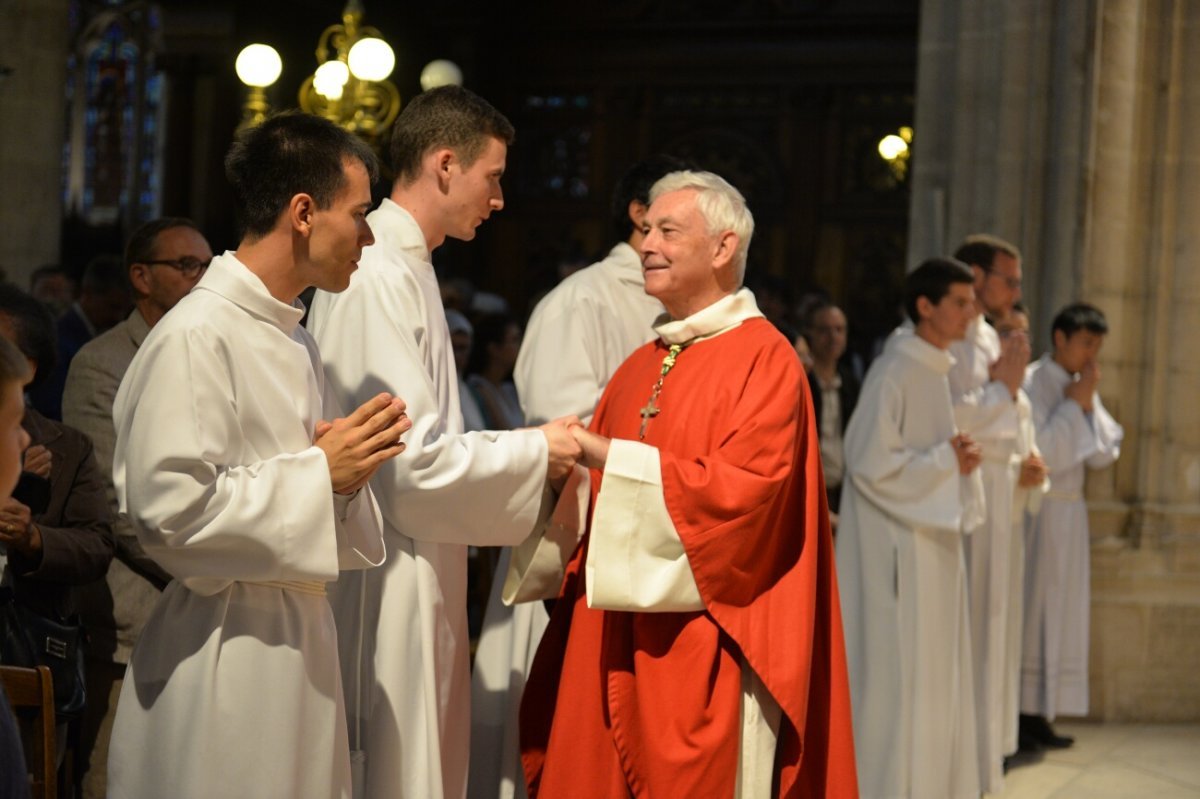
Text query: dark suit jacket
6 409 114 621
807 362 861 436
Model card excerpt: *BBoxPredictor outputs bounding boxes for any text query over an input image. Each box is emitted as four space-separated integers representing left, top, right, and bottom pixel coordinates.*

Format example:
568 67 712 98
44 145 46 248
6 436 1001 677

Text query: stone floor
995 720 1200 798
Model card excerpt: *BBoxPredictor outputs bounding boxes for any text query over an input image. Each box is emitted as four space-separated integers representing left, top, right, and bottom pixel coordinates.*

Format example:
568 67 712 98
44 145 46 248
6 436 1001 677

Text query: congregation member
1020 302 1122 751
836 257 984 798
465 313 525 430
949 234 1032 791
992 304 1049 761
106 112 411 798
512 170 857 797
0 285 115 780
62 216 212 796
445 309 486 433
0 335 32 799
805 299 859 519
308 86 582 799
29 255 131 421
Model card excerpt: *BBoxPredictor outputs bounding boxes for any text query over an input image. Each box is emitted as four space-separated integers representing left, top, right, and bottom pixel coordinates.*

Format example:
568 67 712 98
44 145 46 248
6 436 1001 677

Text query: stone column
911 0 1200 720
0 0 71 283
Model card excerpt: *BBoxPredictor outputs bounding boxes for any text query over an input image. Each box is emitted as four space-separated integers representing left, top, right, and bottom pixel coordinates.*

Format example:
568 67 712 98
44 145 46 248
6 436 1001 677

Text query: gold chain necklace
638 343 686 439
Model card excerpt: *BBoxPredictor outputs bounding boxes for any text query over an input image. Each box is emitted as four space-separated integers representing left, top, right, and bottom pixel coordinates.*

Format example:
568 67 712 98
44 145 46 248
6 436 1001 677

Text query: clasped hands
316 393 412 495
0 444 51 555
538 417 611 490
989 329 1031 399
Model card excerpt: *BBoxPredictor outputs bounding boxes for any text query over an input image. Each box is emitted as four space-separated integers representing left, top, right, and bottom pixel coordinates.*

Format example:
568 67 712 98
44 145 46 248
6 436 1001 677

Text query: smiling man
836 256 987 798
106 112 412 799
308 86 582 799
513 170 857 797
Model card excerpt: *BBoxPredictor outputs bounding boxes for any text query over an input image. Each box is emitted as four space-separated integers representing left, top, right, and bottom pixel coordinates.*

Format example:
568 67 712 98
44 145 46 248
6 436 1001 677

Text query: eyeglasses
143 257 212 278
986 270 1021 290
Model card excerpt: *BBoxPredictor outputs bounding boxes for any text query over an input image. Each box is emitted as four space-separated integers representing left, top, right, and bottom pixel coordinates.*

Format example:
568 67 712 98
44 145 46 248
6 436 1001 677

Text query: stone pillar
911 0 1200 720
0 0 70 283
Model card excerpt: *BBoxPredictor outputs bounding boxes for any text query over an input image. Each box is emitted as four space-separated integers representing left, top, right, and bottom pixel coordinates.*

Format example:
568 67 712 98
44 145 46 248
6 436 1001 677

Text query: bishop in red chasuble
513 170 857 798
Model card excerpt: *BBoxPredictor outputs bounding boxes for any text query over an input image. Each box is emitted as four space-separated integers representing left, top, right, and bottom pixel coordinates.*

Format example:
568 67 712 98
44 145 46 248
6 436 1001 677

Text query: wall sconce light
878 126 913 182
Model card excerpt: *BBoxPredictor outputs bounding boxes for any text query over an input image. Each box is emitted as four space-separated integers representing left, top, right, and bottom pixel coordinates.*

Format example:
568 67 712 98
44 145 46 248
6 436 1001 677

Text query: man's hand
1064 361 1100 412
570 426 611 472
1019 453 1048 488
0 497 40 555
539 416 583 486
951 433 982 475
315 392 412 495
989 330 1031 399
22 445 51 479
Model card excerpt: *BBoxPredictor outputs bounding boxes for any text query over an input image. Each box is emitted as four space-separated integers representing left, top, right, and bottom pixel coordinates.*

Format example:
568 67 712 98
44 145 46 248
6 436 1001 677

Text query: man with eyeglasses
62 216 212 798
948 233 1046 793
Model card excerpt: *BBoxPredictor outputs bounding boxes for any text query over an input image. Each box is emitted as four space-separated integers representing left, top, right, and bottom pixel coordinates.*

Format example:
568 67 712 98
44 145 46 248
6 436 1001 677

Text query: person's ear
289 193 315 236
128 264 152 295
1052 328 1067 352
431 148 456 190
627 200 648 230
711 231 738 269
916 295 934 322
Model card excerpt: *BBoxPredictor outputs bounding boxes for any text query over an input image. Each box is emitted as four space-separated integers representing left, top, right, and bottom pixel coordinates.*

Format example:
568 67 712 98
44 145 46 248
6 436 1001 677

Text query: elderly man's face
640 188 725 318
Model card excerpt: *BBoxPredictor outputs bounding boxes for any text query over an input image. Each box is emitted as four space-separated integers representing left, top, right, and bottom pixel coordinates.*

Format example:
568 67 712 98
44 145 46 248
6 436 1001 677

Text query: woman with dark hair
465 313 525 430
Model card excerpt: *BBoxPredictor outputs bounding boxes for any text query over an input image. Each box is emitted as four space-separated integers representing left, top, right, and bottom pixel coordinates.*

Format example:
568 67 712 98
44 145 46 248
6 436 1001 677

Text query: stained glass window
63 1 163 226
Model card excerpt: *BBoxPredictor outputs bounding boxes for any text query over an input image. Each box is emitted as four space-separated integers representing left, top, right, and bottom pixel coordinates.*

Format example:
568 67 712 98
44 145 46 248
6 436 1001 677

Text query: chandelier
234 1 448 150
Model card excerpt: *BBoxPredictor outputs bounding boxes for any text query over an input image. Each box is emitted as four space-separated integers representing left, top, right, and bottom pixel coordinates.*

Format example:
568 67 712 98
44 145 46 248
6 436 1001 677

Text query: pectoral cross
638 343 684 440
639 398 661 439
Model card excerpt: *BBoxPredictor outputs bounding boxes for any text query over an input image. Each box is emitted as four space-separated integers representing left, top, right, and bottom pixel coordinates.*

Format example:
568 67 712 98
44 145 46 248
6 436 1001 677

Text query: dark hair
904 257 974 323
609 154 694 241
0 336 29 389
0 284 56 387
225 111 380 239
389 86 515 186
465 312 517 377
125 217 202 269
81 254 129 295
1051 302 1108 338
953 234 1021 272
29 264 70 288
802 297 844 333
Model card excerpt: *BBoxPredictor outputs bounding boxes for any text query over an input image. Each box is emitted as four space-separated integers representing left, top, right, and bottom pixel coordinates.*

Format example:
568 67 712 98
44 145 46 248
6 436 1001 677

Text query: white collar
652 288 763 345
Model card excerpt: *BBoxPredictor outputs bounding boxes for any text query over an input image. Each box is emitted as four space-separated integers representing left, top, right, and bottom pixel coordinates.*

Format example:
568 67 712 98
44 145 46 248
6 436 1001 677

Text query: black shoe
1020 713 1075 748
1017 729 1043 754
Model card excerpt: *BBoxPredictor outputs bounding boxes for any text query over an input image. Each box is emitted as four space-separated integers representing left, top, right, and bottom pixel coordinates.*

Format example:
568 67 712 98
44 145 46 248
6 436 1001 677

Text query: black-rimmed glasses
143 257 212 278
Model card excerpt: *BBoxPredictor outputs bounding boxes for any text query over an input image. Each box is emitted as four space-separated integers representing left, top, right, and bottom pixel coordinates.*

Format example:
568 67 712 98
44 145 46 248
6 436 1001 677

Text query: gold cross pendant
639 398 660 439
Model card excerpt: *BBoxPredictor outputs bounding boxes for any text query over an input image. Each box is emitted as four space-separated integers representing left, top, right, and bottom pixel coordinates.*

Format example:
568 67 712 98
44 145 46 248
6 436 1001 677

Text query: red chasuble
520 317 857 797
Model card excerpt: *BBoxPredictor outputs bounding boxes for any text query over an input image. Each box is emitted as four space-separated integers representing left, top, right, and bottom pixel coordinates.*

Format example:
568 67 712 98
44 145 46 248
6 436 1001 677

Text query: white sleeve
311 263 549 548
584 439 704 612
1085 392 1124 469
844 376 967 533
114 327 346 591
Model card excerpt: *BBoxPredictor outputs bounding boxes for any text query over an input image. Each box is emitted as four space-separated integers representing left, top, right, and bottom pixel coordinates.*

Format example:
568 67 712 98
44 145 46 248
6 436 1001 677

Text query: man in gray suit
62 217 212 797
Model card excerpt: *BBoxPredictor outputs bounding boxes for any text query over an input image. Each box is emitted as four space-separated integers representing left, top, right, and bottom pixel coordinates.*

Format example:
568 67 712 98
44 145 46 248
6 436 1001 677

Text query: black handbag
0 587 87 719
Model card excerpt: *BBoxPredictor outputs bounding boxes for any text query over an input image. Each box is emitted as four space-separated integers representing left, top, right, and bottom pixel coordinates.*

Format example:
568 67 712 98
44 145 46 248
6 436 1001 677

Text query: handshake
537 417 609 486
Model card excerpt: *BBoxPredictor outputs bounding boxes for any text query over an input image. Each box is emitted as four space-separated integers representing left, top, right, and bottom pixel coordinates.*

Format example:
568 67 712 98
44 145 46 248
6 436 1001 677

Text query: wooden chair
0 664 56 799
